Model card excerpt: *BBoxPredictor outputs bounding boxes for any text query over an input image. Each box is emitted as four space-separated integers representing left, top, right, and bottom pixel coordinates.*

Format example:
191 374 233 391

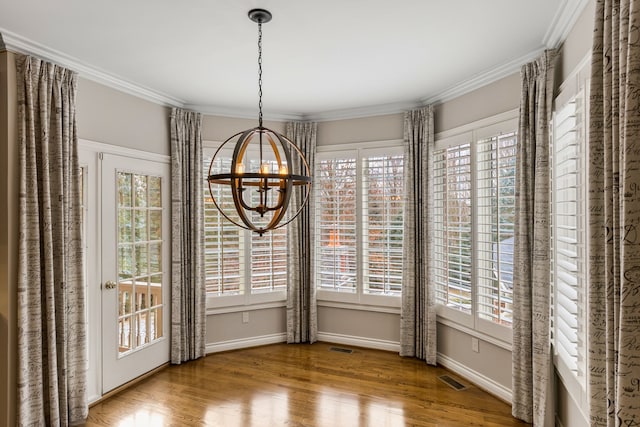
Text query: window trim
315 139 404 309
434 110 518 345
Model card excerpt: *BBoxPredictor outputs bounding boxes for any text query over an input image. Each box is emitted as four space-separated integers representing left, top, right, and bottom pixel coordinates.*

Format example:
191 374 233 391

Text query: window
476 133 516 326
434 143 473 313
315 144 404 305
203 144 287 306
433 114 517 342
316 155 357 293
551 89 587 388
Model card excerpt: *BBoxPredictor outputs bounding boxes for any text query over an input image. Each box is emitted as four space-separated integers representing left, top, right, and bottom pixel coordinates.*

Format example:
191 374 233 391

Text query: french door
101 153 171 393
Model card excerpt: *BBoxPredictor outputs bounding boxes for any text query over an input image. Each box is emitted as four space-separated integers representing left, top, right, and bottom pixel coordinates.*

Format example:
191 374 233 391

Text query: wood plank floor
86 342 530 427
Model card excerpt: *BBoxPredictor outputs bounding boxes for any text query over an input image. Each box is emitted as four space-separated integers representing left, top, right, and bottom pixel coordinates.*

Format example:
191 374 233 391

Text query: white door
101 153 171 393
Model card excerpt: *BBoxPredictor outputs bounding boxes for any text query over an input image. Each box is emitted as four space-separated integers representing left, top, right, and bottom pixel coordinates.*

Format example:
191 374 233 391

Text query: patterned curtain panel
170 107 206 363
16 55 88 425
400 106 437 365
285 121 317 343
511 49 557 426
588 1 640 425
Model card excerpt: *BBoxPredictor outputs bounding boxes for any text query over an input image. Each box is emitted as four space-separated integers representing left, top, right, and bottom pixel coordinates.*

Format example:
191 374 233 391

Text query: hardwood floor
86 342 530 427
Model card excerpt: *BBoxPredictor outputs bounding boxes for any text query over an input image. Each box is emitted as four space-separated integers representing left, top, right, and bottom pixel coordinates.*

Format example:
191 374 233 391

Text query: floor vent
329 346 353 354
438 375 467 391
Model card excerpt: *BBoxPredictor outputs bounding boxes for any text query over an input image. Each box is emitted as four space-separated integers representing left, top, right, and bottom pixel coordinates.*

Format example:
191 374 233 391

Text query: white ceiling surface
0 1 585 120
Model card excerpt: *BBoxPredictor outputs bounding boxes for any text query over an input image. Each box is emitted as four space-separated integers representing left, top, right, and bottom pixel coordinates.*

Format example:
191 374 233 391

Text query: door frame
79 140 171 402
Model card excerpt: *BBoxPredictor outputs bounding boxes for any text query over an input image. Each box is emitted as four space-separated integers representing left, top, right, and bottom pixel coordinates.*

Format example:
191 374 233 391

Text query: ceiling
0 1 587 120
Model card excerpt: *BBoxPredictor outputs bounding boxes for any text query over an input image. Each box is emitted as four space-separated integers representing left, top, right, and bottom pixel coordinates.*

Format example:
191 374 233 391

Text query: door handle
104 280 117 290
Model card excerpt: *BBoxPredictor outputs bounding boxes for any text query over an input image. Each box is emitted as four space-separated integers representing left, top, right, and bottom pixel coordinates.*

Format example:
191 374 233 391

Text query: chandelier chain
258 22 263 128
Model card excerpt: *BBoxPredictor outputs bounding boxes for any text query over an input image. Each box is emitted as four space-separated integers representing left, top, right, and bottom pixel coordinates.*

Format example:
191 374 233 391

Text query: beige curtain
588 1 640 425
511 49 557 426
400 106 437 365
16 55 88 425
170 107 206 363
285 121 317 343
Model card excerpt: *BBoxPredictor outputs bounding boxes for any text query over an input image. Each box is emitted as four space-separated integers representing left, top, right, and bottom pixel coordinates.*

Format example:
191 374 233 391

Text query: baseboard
206 333 287 354
437 352 512 404
317 332 401 352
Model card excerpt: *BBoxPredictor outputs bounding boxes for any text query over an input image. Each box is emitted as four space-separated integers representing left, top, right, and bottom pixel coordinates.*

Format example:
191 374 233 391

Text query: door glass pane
148 176 161 207
135 277 149 310
150 274 162 306
137 312 149 346
134 174 147 208
118 245 133 280
149 243 162 274
150 308 162 340
119 315 133 352
149 210 162 241
135 244 149 276
118 209 132 243
135 210 148 241
118 173 132 207
119 287 132 316
117 171 164 355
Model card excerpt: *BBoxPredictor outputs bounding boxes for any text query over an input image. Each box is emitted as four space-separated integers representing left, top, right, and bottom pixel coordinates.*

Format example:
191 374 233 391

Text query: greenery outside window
315 142 404 307
433 113 517 343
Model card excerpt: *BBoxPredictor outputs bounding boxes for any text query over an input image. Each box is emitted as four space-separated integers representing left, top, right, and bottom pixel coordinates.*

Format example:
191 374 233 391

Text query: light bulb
279 165 288 176
236 163 245 175
260 163 270 175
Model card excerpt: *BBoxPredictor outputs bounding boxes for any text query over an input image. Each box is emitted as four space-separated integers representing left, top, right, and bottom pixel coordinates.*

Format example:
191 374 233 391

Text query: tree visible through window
315 147 404 299
433 121 517 334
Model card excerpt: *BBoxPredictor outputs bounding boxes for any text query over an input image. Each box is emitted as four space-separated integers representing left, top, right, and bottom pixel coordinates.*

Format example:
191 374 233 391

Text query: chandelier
207 9 312 236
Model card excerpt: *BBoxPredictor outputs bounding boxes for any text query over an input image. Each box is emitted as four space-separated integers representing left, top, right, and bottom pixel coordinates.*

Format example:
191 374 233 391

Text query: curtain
400 106 437 365
511 49 557 426
170 107 206 363
285 121 317 343
588 1 640 425
16 55 88 425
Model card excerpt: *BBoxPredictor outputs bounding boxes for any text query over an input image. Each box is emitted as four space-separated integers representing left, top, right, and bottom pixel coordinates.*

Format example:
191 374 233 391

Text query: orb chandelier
207 9 312 236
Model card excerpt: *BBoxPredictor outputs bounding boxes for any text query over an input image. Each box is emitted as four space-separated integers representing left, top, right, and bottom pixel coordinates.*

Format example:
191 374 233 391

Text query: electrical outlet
242 311 249 324
471 337 479 353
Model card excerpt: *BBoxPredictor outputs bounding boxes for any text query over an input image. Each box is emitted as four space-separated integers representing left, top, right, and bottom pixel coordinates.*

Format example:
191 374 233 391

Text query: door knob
104 280 117 289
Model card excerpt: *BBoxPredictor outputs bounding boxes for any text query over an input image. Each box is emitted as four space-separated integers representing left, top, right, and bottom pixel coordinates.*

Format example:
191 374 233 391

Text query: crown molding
0 28 185 107
303 100 422 122
0 33 6 52
184 104 305 122
543 0 591 48
423 47 546 106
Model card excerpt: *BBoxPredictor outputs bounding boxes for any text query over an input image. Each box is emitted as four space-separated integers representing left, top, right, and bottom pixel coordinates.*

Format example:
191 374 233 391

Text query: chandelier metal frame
207 8 312 236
